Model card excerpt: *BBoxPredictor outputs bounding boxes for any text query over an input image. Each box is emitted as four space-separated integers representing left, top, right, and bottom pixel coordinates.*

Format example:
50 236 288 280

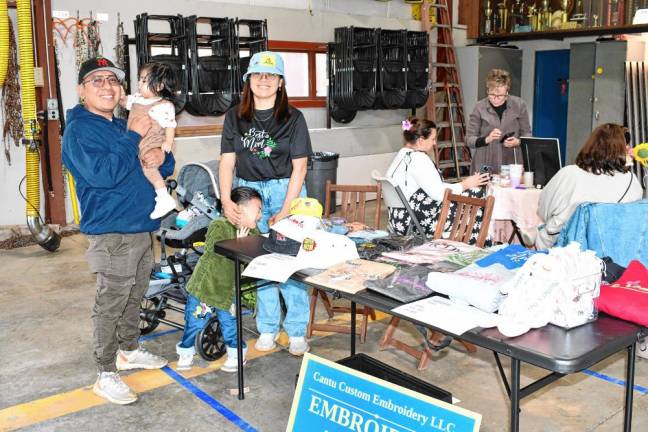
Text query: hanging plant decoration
2 19 23 165
86 16 102 59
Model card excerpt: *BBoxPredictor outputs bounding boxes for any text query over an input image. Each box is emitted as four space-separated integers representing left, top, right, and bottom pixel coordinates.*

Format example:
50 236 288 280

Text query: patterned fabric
388 187 490 246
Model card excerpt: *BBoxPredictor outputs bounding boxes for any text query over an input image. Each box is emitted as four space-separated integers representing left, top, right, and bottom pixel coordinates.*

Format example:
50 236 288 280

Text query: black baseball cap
78 57 125 84
262 230 301 256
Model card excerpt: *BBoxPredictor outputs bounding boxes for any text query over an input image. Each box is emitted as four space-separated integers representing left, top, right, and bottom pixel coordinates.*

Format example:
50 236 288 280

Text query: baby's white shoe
150 193 176 219
221 346 248 373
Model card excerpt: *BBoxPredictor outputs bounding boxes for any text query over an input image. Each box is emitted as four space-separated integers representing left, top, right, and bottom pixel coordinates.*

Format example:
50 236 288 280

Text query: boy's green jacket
186 217 258 310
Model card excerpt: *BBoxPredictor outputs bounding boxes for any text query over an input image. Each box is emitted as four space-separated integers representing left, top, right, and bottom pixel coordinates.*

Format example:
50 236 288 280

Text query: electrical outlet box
96 13 109 22
47 99 59 121
52 10 70 19
34 67 44 87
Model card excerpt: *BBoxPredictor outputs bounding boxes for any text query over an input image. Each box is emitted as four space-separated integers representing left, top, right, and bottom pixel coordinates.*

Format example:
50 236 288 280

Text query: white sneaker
116 347 168 371
150 193 177 219
177 353 194 371
221 346 248 373
638 338 648 360
255 333 279 352
288 337 310 356
93 372 137 405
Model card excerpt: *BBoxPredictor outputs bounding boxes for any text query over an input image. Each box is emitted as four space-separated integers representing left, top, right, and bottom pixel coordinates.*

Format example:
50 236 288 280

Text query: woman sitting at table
386 116 490 242
532 123 643 249
465 68 531 174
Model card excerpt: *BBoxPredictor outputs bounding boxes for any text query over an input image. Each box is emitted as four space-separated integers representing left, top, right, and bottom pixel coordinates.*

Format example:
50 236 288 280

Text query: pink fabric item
488 185 542 243
596 260 648 326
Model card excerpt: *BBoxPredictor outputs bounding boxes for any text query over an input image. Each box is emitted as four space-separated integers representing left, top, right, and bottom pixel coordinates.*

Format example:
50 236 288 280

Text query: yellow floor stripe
0 311 389 431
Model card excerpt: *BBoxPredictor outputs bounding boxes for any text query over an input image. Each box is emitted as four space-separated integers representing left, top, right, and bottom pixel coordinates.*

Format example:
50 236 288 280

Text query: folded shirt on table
364 265 433 303
382 239 481 266
426 263 515 313
475 244 546 269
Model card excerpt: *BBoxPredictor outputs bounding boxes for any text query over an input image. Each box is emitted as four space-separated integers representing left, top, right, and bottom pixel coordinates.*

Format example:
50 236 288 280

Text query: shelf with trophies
476 0 648 42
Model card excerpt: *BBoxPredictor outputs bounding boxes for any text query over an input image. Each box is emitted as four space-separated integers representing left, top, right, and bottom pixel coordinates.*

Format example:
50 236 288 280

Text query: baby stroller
139 160 226 361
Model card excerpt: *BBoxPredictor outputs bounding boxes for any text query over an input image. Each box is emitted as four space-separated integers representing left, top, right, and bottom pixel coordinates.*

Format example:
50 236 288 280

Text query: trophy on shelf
570 0 586 25
484 0 493 35
509 0 528 32
610 0 620 26
592 13 600 27
538 0 551 31
561 0 570 23
528 3 538 31
498 1 509 33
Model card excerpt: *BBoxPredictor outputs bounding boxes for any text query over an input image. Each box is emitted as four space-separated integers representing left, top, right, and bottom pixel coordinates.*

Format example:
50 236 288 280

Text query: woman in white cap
219 51 312 356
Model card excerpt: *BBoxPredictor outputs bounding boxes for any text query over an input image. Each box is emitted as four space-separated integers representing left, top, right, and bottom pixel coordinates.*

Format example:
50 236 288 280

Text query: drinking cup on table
509 164 524 188
500 164 510 178
523 171 534 187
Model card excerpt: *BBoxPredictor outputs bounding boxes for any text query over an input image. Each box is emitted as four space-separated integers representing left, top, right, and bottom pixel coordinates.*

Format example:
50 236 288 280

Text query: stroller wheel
196 315 226 361
139 297 162 335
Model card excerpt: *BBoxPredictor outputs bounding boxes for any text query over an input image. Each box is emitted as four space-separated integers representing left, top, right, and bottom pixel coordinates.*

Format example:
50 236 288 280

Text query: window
268 40 328 108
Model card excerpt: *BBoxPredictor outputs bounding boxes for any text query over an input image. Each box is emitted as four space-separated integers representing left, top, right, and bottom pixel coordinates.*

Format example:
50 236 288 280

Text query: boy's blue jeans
176 293 244 356
237 177 310 337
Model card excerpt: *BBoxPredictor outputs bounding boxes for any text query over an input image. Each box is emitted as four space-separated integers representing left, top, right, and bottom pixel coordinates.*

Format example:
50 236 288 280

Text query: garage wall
0 0 419 226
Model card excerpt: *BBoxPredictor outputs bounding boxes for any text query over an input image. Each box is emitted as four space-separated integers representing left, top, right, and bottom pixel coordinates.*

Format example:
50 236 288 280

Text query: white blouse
126 93 177 128
386 148 462 202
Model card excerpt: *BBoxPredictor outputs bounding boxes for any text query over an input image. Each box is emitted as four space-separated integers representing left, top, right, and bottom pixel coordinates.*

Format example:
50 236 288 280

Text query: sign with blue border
287 353 481 432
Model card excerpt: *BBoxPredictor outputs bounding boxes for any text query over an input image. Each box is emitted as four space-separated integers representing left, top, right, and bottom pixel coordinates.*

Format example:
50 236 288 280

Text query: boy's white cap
296 230 359 270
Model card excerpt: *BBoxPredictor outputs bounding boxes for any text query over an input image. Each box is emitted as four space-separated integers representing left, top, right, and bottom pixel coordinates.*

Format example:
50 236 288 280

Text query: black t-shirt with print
220 106 312 181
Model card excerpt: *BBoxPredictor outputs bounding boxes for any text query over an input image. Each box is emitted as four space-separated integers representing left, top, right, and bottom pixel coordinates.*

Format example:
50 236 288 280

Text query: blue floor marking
582 369 648 395
139 328 181 342
162 366 258 431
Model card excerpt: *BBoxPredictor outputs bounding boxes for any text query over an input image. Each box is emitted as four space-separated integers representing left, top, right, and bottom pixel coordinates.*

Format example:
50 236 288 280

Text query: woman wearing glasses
219 51 312 357
465 69 531 174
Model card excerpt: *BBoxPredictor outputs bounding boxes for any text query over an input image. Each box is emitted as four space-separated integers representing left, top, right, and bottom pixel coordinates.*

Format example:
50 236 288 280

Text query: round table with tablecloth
487 184 543 245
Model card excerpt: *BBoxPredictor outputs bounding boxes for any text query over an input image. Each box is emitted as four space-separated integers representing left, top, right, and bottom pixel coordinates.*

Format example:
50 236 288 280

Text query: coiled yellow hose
16 0 40 217
0 0 8 86
67 171 80 224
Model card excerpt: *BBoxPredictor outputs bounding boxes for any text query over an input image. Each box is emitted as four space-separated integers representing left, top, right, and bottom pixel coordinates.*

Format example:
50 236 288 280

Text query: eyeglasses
83 75 121 88
250 72 280 81
487 92 508 100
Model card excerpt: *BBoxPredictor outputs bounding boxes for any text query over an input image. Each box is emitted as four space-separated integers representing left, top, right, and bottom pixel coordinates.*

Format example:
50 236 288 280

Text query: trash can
305 151 339 214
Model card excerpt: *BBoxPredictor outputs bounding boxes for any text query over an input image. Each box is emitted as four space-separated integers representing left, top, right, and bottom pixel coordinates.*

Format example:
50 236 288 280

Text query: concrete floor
1 234 647 432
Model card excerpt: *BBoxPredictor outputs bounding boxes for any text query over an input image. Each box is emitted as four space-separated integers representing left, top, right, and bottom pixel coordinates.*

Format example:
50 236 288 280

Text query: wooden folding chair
306 180 381 343
379 188 495 370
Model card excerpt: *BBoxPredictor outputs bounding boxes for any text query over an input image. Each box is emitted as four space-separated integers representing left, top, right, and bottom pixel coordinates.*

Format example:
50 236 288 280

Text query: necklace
254 110 274 122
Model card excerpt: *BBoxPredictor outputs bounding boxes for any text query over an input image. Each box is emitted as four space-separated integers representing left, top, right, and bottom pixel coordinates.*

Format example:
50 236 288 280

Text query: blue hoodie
62 104 175 234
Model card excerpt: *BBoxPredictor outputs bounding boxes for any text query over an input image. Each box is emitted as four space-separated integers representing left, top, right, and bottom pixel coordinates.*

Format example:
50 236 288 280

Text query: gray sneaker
116 347 168 371
93 372 137 405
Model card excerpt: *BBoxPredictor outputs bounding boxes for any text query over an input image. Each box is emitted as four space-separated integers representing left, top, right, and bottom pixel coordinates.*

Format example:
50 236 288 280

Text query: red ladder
422 0 471 181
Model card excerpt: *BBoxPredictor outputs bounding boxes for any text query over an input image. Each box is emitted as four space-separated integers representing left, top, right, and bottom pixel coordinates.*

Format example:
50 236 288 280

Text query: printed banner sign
287 353 481 432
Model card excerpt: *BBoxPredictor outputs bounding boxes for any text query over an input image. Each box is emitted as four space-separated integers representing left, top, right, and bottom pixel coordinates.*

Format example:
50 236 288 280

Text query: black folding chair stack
236 19 268 84
330 27 378 123
403 31 429 109
328 27 428 124
185 16 240 116
375 29 408 110
134 14 189 113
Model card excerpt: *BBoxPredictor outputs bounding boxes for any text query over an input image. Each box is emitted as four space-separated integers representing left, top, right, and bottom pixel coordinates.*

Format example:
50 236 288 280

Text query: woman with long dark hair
219 52 312 356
